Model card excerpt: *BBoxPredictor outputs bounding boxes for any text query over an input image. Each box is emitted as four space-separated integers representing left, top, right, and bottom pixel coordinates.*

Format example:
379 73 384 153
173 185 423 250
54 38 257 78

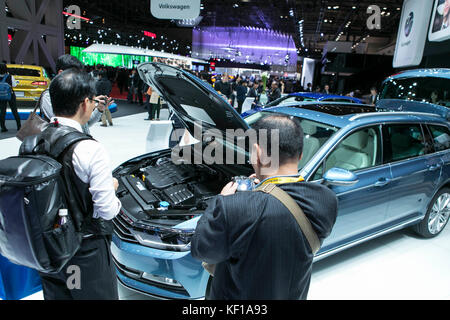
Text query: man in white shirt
40 55 112 135
38 68 121 300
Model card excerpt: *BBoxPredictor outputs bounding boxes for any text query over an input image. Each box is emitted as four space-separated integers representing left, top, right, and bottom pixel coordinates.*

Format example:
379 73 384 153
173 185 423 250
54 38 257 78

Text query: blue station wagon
111 63 450 299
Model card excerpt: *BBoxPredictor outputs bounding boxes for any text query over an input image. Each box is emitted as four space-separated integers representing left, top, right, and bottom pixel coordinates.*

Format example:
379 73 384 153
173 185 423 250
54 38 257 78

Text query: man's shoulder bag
16 90 49 141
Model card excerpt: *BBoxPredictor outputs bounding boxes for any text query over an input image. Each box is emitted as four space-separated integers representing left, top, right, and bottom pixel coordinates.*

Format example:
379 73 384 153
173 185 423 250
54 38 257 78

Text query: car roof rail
349 111 442 121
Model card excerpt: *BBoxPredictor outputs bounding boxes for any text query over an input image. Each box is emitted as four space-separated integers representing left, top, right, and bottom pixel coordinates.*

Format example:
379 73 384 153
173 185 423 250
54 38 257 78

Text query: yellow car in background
6 64 50 102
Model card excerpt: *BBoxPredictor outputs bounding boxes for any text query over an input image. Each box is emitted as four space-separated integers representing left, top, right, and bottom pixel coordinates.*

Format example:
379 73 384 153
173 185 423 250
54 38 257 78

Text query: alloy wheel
428 193 450 235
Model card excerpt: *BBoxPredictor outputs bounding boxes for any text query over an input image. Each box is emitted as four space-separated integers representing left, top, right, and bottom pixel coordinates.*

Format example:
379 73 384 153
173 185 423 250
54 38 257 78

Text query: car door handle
374 178 390 187
428 164 442 171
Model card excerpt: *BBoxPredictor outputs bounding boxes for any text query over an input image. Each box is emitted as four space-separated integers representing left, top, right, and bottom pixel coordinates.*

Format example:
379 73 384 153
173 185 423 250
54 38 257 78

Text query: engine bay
114 155 250 226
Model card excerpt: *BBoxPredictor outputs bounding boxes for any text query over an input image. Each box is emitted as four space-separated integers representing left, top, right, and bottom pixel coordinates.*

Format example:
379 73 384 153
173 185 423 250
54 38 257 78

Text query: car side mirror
323 167 359 187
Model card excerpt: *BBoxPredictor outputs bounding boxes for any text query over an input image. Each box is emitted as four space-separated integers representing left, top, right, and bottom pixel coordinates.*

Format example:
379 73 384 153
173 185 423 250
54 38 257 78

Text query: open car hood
137 63 250 137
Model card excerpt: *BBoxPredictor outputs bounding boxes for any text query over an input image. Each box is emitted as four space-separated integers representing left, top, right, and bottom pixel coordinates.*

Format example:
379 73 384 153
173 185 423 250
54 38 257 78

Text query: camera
232 176 256 192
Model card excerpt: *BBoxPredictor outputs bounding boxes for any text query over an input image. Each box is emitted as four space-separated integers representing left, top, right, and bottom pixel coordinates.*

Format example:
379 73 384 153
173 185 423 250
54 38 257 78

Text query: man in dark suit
369 87 378 106
191 115 338 300
267 81 281 103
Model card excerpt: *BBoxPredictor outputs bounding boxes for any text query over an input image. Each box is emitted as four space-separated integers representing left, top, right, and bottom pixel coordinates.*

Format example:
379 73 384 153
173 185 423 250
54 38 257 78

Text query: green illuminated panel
70 46 153 68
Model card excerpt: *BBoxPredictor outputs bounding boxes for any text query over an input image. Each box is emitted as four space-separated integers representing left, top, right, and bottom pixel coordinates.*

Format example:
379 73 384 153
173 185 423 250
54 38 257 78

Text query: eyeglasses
88 98 101 108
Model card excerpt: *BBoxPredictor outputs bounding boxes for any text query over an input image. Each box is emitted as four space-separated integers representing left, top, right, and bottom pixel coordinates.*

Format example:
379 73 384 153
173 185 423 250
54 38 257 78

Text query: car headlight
131 222 195 252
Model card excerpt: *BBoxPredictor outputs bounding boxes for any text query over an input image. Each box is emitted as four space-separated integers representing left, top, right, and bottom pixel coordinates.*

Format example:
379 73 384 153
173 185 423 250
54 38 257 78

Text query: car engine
114 155 249 224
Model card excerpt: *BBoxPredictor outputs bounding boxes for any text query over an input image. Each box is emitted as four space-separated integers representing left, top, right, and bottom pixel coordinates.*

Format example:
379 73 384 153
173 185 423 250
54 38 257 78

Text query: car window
266 95 306 107
379 77 450 107
246 111 339 172
428 125 450 152
8 68 41 77
278 96 301 105
298 119 339 170
385 124 426 162
323 98 354 103
312 126 382 180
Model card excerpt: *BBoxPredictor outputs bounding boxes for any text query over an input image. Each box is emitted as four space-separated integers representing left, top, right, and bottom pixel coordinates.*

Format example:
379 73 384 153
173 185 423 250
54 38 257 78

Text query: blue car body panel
111 234 209 299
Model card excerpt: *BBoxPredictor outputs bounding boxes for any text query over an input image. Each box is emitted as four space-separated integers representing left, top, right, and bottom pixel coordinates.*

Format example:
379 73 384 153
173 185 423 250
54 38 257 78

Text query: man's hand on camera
221 181 238 196
249 173 261 185
95 95 114 112
95 95 107 112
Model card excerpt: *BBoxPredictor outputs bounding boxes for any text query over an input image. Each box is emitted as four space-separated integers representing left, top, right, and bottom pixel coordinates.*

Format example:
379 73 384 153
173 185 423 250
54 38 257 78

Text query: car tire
414 188 450 238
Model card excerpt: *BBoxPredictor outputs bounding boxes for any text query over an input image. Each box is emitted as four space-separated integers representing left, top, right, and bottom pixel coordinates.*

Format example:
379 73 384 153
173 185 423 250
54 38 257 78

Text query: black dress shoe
1 128 8 133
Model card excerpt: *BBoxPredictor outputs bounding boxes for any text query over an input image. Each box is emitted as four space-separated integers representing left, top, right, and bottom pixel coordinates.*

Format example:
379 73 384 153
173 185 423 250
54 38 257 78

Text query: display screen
429 0 450 41
70 46 153 68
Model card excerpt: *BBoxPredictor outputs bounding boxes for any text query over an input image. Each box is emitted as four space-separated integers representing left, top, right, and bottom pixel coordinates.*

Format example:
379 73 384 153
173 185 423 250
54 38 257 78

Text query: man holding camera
191 115 338 300
40 55 112 135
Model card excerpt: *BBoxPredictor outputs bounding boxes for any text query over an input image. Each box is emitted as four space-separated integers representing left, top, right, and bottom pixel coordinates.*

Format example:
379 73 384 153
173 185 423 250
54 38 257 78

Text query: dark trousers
127 86 136 103
149 103 161 120
137 90 143 105
145 95 151 118
0 94 21 130
117 82 125 95
39 235 118 300
237 99 245 114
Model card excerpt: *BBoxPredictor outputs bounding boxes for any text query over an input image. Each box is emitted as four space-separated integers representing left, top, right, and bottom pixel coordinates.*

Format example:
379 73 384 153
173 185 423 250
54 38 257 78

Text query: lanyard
259 176 304 186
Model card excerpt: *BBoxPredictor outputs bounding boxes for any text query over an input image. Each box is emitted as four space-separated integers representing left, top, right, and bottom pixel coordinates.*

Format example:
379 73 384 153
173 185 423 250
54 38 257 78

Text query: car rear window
380 77 450 107
386 124 426 162
428 125 450 152
8 68 41 77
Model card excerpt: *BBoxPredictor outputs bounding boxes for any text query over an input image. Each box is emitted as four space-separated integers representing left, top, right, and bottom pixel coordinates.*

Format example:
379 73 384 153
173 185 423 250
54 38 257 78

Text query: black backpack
0 124 94 273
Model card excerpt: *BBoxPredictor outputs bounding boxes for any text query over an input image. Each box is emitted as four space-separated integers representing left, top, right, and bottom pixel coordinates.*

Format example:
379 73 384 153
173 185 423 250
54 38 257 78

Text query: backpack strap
255 183 321 254
50 129 93 159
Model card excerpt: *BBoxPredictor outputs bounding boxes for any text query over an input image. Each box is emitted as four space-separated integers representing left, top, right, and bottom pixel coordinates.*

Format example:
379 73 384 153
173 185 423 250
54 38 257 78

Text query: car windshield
8 68 41 77
245 111 339 170
379 77 450 107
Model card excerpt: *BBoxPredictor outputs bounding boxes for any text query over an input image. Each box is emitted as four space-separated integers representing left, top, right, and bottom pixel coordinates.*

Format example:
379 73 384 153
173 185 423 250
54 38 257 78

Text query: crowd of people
0 57 381 135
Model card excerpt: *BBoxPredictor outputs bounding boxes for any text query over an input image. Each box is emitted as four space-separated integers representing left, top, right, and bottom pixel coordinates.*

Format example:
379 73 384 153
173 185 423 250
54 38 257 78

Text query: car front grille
113 211 139 244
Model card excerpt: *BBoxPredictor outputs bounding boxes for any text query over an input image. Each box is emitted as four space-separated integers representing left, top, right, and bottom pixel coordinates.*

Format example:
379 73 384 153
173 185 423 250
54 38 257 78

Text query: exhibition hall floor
0 108 449 300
